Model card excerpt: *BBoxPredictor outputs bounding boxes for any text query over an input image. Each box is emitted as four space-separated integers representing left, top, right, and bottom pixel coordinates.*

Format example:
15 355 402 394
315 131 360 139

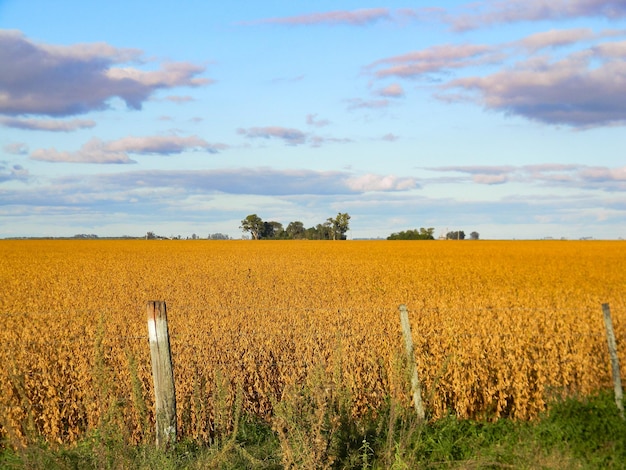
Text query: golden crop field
1 239 625 445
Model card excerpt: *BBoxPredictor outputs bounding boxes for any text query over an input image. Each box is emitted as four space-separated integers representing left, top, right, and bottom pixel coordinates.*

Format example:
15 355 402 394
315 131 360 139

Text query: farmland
0 239 625 447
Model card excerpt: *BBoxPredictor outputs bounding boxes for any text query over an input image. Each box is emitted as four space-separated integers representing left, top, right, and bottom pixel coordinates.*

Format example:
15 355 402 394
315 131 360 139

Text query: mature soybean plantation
1 240 624 452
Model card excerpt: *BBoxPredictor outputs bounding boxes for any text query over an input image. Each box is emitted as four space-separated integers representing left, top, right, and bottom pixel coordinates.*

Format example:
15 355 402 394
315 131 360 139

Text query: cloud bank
0 30 211 117
367 23 626 128
428 164 626 191
237 126 308 145
237 125 351 147
442 41 626 127
448 0 626 31
30 135 226 164
0 117 96 131
368 44 500 79
0 163 29 183
241 8 429 27
43 168 419 198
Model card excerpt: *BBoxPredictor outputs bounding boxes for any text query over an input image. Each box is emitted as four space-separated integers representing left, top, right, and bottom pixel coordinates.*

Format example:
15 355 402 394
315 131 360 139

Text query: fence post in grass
399 304 425 422
147 300 177 447
602 303 624 419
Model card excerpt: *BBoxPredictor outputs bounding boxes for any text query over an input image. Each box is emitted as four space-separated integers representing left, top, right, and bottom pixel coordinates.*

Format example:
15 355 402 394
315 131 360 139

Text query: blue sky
1 0 625 239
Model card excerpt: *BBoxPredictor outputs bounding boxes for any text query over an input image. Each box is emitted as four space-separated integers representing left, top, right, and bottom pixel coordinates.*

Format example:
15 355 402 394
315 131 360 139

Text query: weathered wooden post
602 303 624 419
399 304 425 421
147 301 177 447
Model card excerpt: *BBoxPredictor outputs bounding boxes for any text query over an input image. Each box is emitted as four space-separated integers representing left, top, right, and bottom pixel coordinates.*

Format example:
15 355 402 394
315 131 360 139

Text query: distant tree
241 212 350 240
446 230 465 240
208 232 230 240
324 218 334 239
240 214 264 240
387 227 435 240
329 212 351 240
262 221 274 239
286 221 305 239
303 223 329 240
146 231 157 240
304 225 321 240
469 231 480 240
421 227 435 239
305 224 322 240
262 221 284 239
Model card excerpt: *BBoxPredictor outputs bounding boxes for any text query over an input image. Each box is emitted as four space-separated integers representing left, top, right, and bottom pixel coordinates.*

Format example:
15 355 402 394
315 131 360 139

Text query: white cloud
306 113 330 127
472 174 508 184
0 163 29 182
368 44 499 79
381 133 399 141
345 174 418 191
237 126 308 145
518 28 596 52
241 8 392 26
31 140 133 164
3 142 29 155
448 0 626 31
0 30 211 117
377 83 405 97
0 116 96 131
237 125 351 147
440 41 626 127
345 98 390 110
30 135 226 164
428 164 626 191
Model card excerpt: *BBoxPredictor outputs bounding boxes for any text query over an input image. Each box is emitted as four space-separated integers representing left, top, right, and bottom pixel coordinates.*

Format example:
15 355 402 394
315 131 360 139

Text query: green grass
2 390 625 469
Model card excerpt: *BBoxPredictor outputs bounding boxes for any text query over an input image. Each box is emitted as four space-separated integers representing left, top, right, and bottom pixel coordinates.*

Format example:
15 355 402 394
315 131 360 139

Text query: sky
1 0 625 240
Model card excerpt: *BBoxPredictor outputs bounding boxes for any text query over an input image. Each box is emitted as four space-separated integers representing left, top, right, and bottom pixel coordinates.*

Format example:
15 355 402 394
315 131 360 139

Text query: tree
240 212 351 240
314 222 331 240
262 221 274 239
469 231 480 240
286 221 305 239
271 221 285 238
387 227 435 240
208 232 230 240
304 225 322 240
240 214 264 240
325 218 334 239
73 234 98 239
262 221 284 239
446 230 465 240
329 212 351 240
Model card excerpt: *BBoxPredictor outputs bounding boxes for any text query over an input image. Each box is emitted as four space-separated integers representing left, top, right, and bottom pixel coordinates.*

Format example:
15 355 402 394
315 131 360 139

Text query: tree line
444 231 480 240
141 220 478 241
240 213 351 240
387 229 480 240
387 228 436 240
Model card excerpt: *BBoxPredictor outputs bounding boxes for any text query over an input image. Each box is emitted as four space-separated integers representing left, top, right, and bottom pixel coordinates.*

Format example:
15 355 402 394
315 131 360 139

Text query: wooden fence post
399 304 425 421
147 301 177 447
602 303 625 419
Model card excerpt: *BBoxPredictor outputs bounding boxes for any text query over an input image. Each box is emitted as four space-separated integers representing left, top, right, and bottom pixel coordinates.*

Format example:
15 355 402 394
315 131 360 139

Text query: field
1 239 625 448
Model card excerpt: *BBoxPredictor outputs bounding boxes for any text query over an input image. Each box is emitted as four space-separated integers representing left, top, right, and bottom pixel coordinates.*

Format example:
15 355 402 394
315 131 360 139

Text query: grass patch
2 390 625 469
